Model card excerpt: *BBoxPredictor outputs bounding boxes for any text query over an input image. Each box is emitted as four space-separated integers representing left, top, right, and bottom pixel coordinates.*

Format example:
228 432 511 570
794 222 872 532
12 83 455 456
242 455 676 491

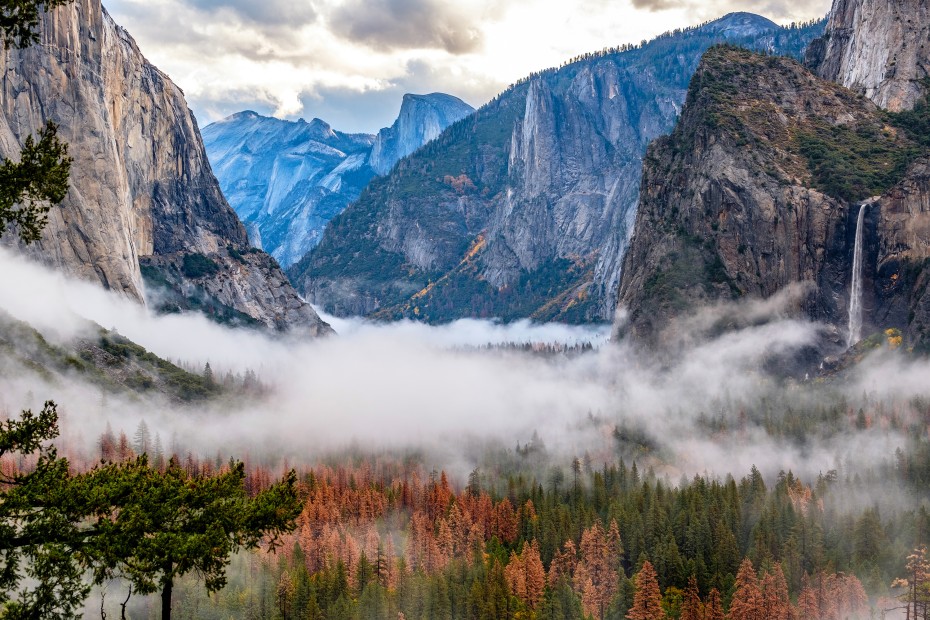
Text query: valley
1 0 930 618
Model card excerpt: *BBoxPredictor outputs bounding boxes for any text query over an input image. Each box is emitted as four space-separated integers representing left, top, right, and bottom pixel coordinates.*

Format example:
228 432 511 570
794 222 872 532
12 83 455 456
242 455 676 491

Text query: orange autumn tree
728 558 764 620
574 520 621 619
627 560 665 620
549 539 578 586
680 575 702 620
798 570 869 619
892 546 930 620
760 563 791 620
705 588 725 620
505 539 546 610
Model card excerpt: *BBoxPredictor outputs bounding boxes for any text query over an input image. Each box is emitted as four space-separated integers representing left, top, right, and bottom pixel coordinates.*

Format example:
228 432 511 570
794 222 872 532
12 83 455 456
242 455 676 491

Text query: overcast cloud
103 0 832 133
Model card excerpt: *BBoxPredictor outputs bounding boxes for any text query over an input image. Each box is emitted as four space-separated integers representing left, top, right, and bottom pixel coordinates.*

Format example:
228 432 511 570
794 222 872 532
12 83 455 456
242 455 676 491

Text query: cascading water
847 203 867 347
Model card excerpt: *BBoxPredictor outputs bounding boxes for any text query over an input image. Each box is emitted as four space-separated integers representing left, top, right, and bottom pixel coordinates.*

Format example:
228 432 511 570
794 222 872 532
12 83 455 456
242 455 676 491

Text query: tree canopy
0 0 74 48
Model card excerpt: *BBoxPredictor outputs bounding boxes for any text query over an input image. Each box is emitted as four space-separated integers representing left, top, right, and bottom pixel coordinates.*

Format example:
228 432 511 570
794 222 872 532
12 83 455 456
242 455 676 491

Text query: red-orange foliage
523 539 546 609
627 560 665 620
680 575 702 620
729 558 764 620
798 570 869 620
760 564 791 620
705 588 725 620
575 521 620 619
549 539 578 586
505 539 546 610
492 498 518 543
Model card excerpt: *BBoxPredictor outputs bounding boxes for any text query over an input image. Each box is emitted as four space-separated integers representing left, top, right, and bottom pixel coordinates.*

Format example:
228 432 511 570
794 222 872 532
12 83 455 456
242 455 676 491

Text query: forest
30 377 925 620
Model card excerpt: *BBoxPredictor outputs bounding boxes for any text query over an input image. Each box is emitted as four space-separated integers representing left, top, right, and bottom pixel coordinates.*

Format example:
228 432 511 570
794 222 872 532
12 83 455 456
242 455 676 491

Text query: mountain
0 0 330 335
289 14 824 324
202 94 474 268
368 93 477 175
0 310 220 402
806 0 930 112
615 41 930 350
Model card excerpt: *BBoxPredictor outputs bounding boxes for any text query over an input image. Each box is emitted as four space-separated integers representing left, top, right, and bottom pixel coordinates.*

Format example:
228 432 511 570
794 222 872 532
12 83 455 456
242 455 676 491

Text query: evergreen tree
92 458 301 620
0 119 71 243
133 419 152 455
704 588 725 620
627 560 665 620
729 558 763 620
680 575 702 620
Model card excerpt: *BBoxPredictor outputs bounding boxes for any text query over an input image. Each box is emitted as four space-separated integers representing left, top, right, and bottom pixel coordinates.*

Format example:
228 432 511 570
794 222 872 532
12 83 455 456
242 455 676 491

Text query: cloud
630 0 680 11
625 0 830 21
101 0 831 132
185 0 317 27
0 247 924 494
328 0 488 54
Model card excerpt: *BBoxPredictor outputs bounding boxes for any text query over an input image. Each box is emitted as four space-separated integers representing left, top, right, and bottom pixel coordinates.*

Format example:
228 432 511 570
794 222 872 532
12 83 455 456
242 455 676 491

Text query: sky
104 0 832 134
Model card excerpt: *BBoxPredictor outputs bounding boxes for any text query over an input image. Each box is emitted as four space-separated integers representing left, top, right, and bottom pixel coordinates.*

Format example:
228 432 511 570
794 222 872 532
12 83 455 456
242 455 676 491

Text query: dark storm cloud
329 0 484 54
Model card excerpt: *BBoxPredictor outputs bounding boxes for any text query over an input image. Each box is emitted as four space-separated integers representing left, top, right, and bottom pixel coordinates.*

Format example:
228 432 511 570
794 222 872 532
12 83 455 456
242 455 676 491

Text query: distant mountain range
288 13 825 324
202 94 475 268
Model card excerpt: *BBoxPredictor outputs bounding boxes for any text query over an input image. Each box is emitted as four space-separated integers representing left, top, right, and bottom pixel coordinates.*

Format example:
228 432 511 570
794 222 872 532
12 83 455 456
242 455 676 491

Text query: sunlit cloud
102 0 831 132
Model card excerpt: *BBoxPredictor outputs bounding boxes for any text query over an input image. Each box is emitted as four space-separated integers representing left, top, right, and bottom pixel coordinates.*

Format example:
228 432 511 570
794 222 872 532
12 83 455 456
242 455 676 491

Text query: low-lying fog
0 249 925 485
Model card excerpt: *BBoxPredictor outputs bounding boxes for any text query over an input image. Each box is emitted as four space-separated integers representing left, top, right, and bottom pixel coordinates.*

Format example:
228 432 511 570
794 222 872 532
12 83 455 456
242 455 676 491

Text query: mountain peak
227 110 263 122
701 12 779 38
368 92 475 175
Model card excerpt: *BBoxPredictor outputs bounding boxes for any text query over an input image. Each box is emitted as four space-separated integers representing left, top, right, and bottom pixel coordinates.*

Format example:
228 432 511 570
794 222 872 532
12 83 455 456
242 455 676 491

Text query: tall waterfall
847 203 867 347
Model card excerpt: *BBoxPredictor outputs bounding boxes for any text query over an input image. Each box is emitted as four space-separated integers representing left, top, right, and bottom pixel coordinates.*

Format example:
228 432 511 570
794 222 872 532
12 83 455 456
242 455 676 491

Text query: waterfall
847 203 867 347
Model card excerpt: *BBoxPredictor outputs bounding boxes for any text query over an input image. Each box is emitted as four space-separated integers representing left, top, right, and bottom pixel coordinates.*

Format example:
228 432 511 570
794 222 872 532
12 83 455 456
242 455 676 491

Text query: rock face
0 0 329 334
806 0 930 112
368 93 476 175
872 160 930 346
202 112 376 268
202 94 474 268
616 45 930 349
291 15 823 324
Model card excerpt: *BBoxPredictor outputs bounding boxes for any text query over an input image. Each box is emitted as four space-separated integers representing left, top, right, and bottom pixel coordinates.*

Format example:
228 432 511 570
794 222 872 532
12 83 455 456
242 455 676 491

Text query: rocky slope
291 14 823 324
615 45 930 350
0 0 330 335
202 94 474 268
806 0 930 112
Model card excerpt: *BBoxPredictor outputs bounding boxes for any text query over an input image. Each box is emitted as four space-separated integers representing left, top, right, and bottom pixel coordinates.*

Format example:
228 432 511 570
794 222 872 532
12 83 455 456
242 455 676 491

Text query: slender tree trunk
162 574 173 620
120 585 131 620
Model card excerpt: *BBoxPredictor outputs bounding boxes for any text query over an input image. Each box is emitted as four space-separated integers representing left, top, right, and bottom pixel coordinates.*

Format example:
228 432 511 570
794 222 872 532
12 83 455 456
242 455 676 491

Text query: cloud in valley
0 248 924 491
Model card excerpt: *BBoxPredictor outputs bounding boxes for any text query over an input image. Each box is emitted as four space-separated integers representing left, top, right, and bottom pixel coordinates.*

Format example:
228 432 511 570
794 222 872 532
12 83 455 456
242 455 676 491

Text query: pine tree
575 521 619 620
627 560 665 620
524 539 546 610
729 558 763 620
133 420 152 456
277 570 294 620
680 575 702 620
893 547 930 620
760 564 790 620
99 423 116 461
704 587 724 620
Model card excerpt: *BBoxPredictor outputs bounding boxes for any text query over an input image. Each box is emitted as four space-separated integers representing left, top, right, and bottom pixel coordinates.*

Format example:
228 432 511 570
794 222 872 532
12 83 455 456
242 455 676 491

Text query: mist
0 248 926 488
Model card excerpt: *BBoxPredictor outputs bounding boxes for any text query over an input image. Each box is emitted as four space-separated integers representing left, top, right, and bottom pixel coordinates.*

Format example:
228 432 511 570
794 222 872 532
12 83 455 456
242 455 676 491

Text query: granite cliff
806 0 930 112
616 44 930 351
291 15 823 324
0 0 330 335
202 94 474 269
